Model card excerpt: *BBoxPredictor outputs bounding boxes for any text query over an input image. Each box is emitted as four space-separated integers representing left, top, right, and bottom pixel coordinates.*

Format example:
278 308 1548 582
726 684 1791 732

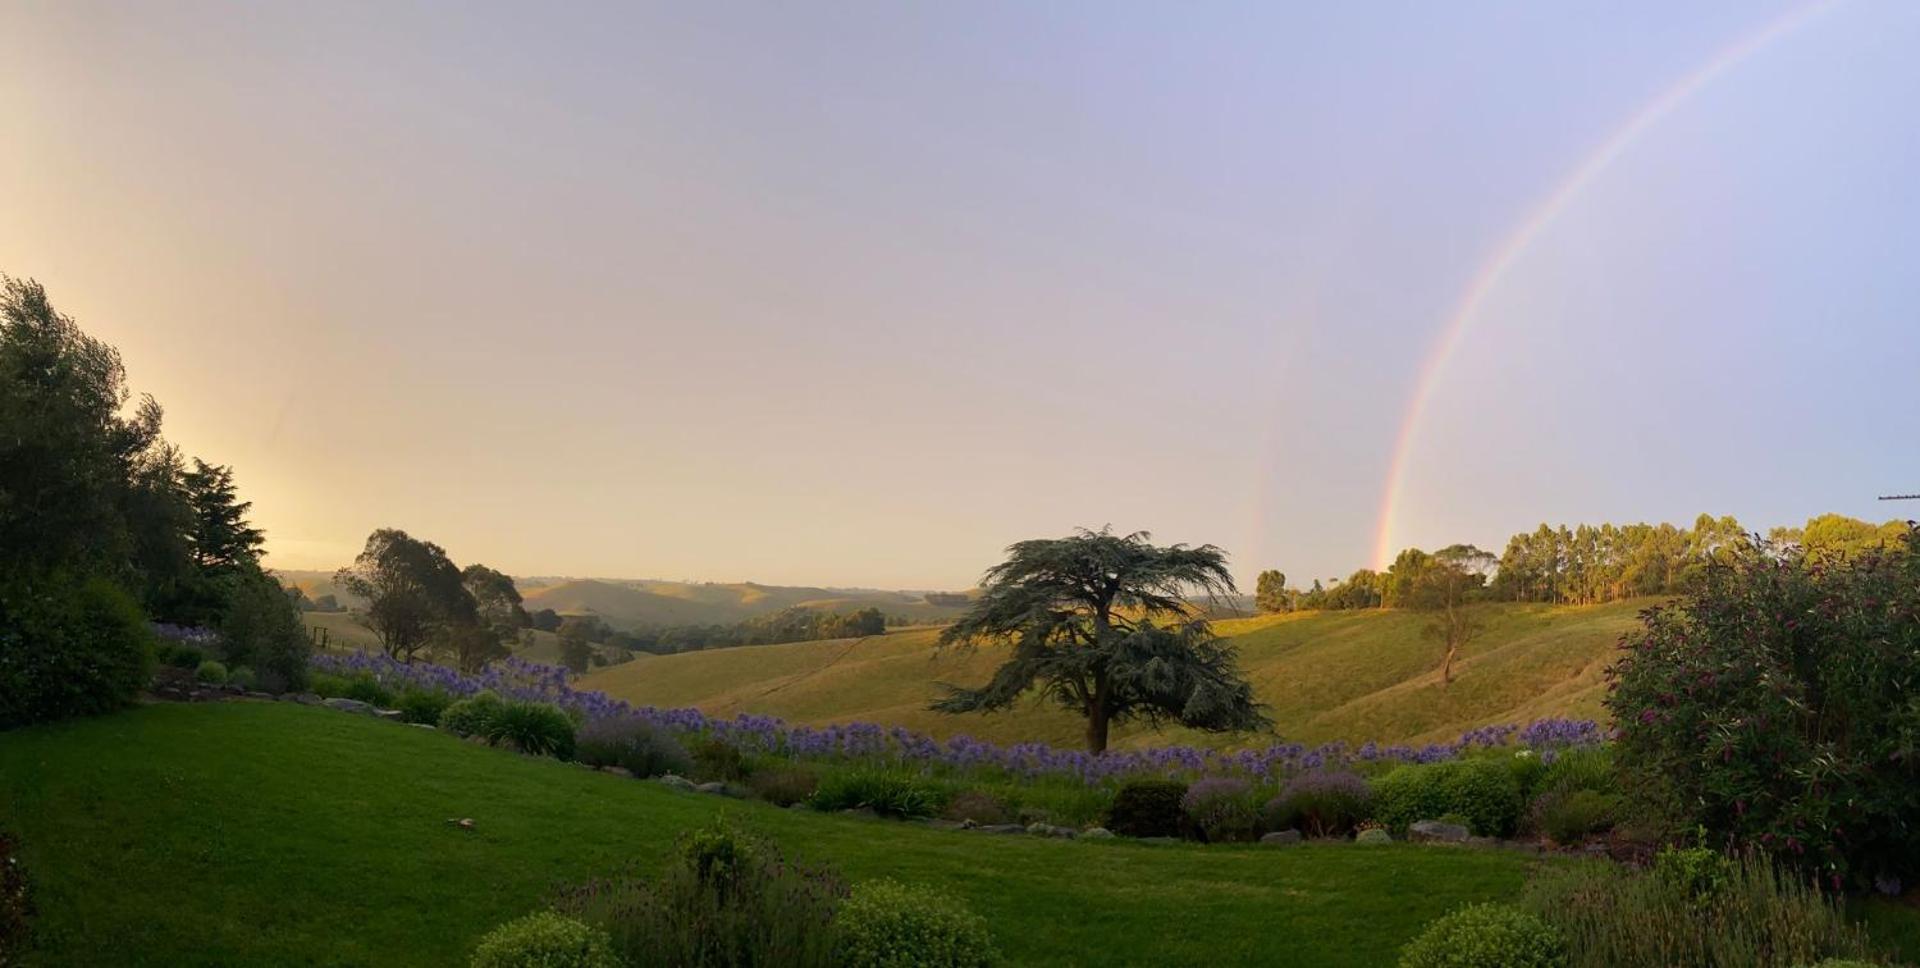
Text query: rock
1136 836 1181 846
445 818 475 830
926 819 967 831
1465 836 1501 849
374 709 406 722
1260 830 1303 846
244 691 274 700
1080 827 1115 840
407 723 436 730
1409 820 1471 844
600 766 635 779
321 697 374 715
656 774 697 792
284 693 322 705
978 824 1027 835
1355 828 1393 845
958 818 978 830
786 802 808 811
696 782 746 798
1026 823 1076 839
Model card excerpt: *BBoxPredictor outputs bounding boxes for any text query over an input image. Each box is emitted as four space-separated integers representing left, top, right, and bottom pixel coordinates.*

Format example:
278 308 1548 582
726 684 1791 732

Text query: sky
4 1 1917 589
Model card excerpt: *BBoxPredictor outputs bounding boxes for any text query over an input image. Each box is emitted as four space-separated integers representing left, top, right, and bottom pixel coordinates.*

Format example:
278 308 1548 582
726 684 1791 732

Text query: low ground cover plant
469 911 617 968
837 879 1000 968
1398 903 1565 968
809 769 943 819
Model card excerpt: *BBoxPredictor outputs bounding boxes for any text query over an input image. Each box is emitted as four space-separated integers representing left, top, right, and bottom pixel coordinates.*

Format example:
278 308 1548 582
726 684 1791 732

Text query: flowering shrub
1105 779 1188 838
575 716 692 779
1398 904 1565 968
554 820 846 968
307 652 1601 792
1607 530 1920 888
1181 778 1258 843
836 880 1000 968
469 911 617 968
1264 770 1371 838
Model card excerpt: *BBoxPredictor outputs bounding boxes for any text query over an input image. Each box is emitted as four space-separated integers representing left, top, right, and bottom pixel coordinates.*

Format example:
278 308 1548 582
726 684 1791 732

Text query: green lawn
0 702 1545 966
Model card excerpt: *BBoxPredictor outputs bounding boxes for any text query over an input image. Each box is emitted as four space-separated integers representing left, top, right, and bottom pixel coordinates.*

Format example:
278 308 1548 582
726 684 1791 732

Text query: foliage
1180 777 1258 843
747 766 821 808
1254 570 1291 614
483 701 576 759
1265 770 1372 838
933 528 1271 752
939 790 1013 826
469 911 617 968
692 736 752 781
0 830 29 965
195 660 228 684
1537 746 1613 796
157 642 205 670
1606 529 1920 887
1373 760 1522 837
333 528 475 663
457 564 528 674
810 770 941 819
1652 845 1734 900
1534 791 1618 845
0 573 154 728
397 687 455 726
214 564 310 692
554 820 846 968
341 674 397 708
1521 852 1881 968
574 717 692 778
1104 779 1189 838
227 666 256 691
1398 904 1565 968
439 692 509 738
837 879 1000 968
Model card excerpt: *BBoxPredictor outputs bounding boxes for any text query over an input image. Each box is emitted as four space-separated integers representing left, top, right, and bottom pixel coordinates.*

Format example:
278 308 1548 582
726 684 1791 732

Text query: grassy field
0 702 1542 966
302 611 578 665
581 600 1649 748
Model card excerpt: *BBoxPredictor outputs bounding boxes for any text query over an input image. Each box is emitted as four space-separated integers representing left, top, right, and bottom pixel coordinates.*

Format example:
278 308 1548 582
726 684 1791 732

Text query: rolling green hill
581 600 1652 748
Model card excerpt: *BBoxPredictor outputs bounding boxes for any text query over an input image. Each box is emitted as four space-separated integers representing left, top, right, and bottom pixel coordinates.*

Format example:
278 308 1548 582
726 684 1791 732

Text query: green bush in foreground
1398 903 1565 968
838 879 1000 968
439 692 507 738
0 573 154 728
554 820 846 968
469 911 617 968
195 660 228 684
396 688 454 726
1374 759 1522 837
1521 851 1881 968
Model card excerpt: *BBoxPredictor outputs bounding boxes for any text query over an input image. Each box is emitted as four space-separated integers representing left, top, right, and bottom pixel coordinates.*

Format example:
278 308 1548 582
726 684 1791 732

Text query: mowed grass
581 600 1650 748
0 702 1541 967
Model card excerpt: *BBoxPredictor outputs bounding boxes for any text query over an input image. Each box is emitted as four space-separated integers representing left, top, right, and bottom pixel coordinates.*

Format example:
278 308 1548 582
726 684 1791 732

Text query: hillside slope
580 600 1652 748
519 579 966 627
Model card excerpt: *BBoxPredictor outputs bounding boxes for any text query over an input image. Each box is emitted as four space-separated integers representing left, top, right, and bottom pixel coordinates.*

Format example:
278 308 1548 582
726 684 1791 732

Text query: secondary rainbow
1369 0 1842 569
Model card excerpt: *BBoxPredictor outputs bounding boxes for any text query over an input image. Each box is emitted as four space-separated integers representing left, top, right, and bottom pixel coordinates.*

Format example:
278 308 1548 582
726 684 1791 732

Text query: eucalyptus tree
335 529 475 663
932 528 1271 753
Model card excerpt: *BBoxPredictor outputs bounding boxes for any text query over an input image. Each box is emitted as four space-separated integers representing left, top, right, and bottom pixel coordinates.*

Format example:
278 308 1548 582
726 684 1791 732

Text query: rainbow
1369 0 1843 569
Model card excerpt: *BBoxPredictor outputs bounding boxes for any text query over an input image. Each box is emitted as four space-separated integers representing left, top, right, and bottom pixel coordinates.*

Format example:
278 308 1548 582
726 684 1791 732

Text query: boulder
1260 830 1303 846
656 774 697 792
1027 823 1076 839
374 709 406 722
244 691 275 700
284 693 323 705
1080 827 1115 840
320 697 374 715
1408 820 1471 844
696 782 746 798
977 824 1028 835
1355 828 1393 845
407 723 436 730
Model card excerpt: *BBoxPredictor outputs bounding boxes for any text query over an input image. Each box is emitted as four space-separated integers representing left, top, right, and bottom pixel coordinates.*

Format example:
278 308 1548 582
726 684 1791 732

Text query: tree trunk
1442 640 1457 687
1086 701 1111 754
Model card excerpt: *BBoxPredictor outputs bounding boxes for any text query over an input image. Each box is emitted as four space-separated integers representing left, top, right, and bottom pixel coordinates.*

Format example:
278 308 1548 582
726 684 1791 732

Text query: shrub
484 701 576 759
1507 751 1549 801
214 565 310 693
341 674 396 708
227 666 256 692
308 672 352 699
469 911 618 968
1264 770 1372 838
837 879 1000 968
1521 852 1882 968
1 830 30 961
0 573 154 728
554 820 846 968
748 765 821 808
940 789 1013 826
1651 845 1734 900
1535 791 1618 845
1104 779 1189 839
439 692 507 738
574 716 693 778
1374 760 1522 837
1607 529 1920 887
194 660 229 684
810 769 940 819
690 736 751 782
1538 746 1613 797
1181 778 1258 843
396 688 454 727
161 643 206 670
1398 903 1565 968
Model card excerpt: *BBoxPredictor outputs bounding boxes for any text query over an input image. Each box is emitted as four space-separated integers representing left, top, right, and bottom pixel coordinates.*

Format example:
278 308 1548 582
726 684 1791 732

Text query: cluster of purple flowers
152 623 220 648
306 652 1602 786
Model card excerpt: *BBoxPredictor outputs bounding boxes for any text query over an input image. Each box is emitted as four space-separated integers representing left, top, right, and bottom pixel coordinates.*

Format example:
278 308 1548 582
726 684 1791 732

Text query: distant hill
579 599 1651 749
275 569 973 631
